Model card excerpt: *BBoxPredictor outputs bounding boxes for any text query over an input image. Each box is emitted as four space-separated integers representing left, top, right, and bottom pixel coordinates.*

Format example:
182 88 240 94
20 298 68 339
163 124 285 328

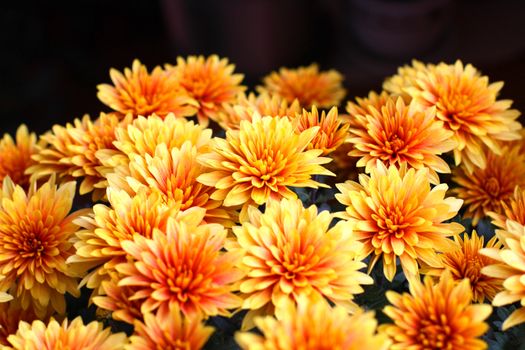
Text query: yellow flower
0 125 40 187
294 106 349 155
382 272 492 349
489 186 525 230
233 198 372 329
4 317 127 350
126 305 213 350
481 220 525 330
27 113 131 201
0 177 87 317
257 63 345 108
385 60 522 173
346 96 456 184
452 143 525 226
423 231 502 302
97 59 197 118
236 296 391 350
335 161 464 281
197 114 334 208
167 55 245 126
115 212 244 318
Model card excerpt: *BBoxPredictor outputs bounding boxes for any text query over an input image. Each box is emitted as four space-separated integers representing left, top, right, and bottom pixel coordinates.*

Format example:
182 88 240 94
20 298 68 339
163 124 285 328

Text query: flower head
383 272 492 349
489 186 525 230
235 296 390 350
0 177 86 317
97 59 197 117
385 60 522 173
233 198 372 329
257 63 345 108
4 317 127 350
167 55 245 126
452 143 525 225
0 125 40 187
197 114 334 208
346 96 456 184
335 161 464 281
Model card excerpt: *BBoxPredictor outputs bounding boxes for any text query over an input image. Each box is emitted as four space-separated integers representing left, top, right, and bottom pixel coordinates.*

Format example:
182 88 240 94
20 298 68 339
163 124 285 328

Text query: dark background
1 0 524 136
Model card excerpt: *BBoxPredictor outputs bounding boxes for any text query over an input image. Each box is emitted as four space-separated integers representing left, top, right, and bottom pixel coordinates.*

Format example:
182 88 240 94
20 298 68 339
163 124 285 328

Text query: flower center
417 314 453 350
382 134 406 160
166 264 195 303
438 90 473 130
373 206 409 240
464 255 484 284
484 177 500 197
21 233 45 257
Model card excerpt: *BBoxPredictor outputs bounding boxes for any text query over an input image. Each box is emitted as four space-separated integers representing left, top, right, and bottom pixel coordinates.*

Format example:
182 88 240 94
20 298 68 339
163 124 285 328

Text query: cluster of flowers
0 55 523 349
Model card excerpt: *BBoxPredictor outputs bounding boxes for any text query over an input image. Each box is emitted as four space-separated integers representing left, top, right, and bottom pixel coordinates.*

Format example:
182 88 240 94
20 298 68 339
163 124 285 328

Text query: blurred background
1 0 524 135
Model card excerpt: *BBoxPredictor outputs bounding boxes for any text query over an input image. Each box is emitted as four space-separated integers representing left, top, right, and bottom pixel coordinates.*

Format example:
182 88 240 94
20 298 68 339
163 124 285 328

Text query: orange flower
452 143 525 226
481 220 525 330
0 125 40 187
233 198 372 329
126 305 213 350
167 55 245 126
27 113 131 201
235 296 391 350
94 276 143 325
382 272 492 349
97 59 197 118
423 231 502 302
346 96 455 184
115 213 244 318
0 301 40 346
4 317 127 350
335 161 464 281
257 63 345 108
197 114 334 208
0 177 87 317
294 106 349 155
489 186 525 230
385 60 522 173
215 92 301 131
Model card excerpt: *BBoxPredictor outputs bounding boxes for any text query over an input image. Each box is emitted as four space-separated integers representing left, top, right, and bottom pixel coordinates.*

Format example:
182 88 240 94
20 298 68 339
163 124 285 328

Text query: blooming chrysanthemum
0 177 86 317
97 59 197 118
215 92 301 131
197 114 334 208
481 220 525 330
382 272 492 349
0 125 40 187
233 198 373 329
257 63 345 108
294 106 349 155
452 143 525 226
489 186 525 230
0 301 40 346
235 296 391 350
346 96 456 184
115 212 244 318
4 317 127 350
126 305 213 350
385 60 522 173
335 161 464 281
423 231 502 302
94 276 143 325
167 55 245 126
27 113 131 200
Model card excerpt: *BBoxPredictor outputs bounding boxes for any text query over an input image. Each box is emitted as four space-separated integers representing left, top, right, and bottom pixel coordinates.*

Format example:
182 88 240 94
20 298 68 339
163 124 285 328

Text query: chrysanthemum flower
0 177 86 317
27 113 131 200
4 317 127 350
385 60 522 173
94 276 143 325
489 186 525 230
382 272 492 349
257 63 345 108
335 161 464 281
346 96 456 184
197 114 334 208
115 212 244 318
97 59 197 118
0 125 40 187
126 305 213 350
0 301 39 346
235 296 391 350
423 231 502 302
294 106 349 155
167 55 245 126
233 198 372 329
481 220 525 330
452 143 525 226
215 92 301 131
